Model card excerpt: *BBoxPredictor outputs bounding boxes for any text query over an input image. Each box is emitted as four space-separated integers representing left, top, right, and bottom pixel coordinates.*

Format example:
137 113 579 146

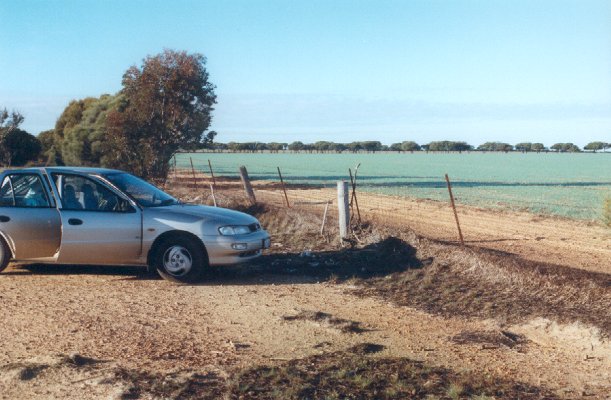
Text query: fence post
445 173 464 245
277 167 290 208
239 166 256 205
348 167 361 224
208 159 216 187
337 181 349 240
210 183 217 207
320 201 330 235
190 157 198 189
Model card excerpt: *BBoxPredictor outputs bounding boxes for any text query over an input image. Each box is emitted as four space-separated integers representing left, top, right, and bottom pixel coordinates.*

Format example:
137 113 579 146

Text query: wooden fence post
210 183 217 207
337 181 349 240
348 168 361 224
208 159 216 187
277 167 290 208
190 157 198 189
239 166 256 205
445 174 464 245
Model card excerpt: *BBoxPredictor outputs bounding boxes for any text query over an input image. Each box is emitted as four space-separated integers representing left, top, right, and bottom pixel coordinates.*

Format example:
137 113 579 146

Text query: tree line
202 140 610 153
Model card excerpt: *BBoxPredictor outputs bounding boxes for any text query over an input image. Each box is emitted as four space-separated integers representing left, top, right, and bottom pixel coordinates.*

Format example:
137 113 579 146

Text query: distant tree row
202 140 610 153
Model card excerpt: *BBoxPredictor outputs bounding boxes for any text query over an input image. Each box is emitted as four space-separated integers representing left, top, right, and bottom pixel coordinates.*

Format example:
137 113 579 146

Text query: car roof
3 166 124 175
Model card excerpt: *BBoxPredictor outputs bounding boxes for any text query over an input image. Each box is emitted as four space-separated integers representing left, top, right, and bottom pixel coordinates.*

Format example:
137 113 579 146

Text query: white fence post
337 181 349 240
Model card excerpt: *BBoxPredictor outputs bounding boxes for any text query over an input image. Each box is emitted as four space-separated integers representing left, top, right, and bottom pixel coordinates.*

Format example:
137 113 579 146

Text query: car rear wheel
152 235 207 283
0 238 10 273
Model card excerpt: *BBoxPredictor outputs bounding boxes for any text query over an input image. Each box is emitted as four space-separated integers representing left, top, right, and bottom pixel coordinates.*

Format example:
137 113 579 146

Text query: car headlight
218 225 251 235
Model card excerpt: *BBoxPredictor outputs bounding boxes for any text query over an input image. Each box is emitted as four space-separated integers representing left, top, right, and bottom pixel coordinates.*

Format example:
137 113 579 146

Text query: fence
167 162 474 244
166 155 607 245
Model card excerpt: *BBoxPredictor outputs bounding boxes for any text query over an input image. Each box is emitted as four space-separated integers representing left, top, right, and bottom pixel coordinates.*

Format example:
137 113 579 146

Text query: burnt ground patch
353 241 611 337
105 344 556 400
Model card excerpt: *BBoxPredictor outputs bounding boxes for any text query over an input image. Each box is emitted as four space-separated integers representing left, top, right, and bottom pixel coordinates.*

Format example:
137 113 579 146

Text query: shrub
604 197 611 228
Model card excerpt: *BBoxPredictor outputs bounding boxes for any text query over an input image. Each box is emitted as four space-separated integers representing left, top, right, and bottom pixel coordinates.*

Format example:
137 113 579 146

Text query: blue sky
1 0 610 146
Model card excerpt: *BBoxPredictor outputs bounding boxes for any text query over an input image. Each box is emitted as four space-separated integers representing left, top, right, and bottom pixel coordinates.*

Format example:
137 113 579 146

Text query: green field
177 152 611 221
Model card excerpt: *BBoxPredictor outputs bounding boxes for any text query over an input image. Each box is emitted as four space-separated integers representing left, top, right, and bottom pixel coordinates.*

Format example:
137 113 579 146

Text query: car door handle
0 215 10 223
68 218 83 226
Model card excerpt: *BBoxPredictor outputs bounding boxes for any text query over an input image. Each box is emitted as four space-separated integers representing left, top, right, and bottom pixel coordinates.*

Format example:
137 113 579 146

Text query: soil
0 181 609 399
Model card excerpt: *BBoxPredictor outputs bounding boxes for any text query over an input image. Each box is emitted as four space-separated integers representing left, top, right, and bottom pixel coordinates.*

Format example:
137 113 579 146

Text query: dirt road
1 183 609 399
0 263 609 399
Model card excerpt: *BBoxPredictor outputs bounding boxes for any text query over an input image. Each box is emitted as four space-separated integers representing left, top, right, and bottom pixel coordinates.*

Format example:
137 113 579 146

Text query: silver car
0 167 270 282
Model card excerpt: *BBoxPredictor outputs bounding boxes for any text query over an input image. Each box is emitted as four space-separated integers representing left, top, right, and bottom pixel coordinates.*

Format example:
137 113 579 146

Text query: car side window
0 174 50 208
52 174 133 212
0 176 14 206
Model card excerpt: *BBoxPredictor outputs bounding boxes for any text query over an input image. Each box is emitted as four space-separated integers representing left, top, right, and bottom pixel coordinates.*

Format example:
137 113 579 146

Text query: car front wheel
152 235 207 283
0 238 10 273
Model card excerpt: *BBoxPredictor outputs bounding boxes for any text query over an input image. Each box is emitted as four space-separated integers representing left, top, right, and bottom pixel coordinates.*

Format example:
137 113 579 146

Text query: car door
51 173 143 265
0 173 61 260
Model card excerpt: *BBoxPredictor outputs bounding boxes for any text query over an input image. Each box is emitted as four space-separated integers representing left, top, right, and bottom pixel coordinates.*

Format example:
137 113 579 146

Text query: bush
604 197 611 228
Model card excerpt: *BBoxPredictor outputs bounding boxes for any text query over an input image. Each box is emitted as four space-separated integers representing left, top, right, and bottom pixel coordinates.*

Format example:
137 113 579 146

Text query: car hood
145 204 259 226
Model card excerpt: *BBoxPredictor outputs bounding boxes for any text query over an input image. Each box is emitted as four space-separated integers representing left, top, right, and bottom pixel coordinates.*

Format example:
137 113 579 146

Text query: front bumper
201 230 271 265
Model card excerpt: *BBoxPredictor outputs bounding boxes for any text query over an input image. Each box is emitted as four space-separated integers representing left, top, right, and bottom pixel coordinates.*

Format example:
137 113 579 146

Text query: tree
38 129 57 163
346 142 362 152
267 142 286 153
584 142 605 152
0 108 25 166
531 143 546 153
551 143 581 153
329 142 347 153
427 141 472 152
400 141 421 152
288 141 304 152
361 141 382 152
477 142 513 152
106 49 217 180
389 143 402 152
515 142 532 152
60 94 123 166
3 128 41 166
313 141 333 152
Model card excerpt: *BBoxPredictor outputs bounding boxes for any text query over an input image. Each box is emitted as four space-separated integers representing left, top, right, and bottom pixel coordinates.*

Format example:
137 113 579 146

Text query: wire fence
167 155 608 235
166 165 498 245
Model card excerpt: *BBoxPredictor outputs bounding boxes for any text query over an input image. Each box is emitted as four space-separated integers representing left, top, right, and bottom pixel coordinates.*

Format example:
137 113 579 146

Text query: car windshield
102 172 179 208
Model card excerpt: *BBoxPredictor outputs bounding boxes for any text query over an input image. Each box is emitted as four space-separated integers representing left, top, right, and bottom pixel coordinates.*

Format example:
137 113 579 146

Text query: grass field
178 152 611 220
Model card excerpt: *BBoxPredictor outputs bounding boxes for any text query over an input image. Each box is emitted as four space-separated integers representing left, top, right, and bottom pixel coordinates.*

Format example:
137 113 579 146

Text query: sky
1 0 610 147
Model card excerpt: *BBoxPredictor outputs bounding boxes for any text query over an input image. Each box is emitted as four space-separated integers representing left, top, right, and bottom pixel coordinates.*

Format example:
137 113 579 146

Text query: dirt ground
0 182 609 399
257 186 611 275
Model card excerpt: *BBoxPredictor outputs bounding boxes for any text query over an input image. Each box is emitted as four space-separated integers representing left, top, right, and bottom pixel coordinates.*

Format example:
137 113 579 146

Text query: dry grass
37 344 552 400
221 344 556 399
168 175 611 336
355 235 611 336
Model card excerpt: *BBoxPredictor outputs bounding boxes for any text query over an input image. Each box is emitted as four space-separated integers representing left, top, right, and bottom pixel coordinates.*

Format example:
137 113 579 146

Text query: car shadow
4 237 422 286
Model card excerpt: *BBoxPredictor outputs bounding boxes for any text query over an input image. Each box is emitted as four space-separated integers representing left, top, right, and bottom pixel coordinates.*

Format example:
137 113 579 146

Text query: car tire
151 235 207 283
0 237 11 273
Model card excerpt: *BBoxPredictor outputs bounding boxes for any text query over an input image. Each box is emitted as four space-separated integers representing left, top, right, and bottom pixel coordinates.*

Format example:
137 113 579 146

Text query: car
0 167 271 283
